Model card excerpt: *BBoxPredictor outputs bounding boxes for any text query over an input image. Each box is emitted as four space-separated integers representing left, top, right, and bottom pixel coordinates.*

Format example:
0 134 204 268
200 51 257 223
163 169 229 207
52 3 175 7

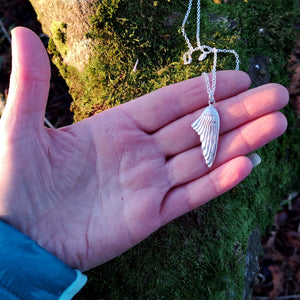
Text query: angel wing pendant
191 105 220 168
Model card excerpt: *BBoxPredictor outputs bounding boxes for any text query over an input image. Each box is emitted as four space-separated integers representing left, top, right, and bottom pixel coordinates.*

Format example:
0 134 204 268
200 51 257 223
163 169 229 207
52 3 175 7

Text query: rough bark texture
29 0 96 71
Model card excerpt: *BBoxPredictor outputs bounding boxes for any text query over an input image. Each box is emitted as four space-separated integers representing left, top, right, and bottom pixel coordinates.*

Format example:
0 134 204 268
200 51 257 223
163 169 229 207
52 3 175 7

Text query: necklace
181 0 240 168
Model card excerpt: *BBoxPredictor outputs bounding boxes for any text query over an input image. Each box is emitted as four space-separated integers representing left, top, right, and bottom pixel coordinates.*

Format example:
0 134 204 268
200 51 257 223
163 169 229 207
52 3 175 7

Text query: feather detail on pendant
191 105 220 168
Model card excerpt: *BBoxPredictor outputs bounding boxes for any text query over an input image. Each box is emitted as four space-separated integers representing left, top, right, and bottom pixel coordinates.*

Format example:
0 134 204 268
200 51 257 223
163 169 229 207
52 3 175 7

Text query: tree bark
26 1 298 299
29 0 97 71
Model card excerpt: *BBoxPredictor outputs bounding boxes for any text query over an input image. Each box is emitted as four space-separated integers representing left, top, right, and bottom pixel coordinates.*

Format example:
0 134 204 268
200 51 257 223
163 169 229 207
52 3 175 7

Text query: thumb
1 27 51 135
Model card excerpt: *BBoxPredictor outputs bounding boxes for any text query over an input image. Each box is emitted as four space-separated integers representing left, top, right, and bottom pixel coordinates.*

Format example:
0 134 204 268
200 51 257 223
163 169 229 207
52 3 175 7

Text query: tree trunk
29 0 96 72
27 1 299 299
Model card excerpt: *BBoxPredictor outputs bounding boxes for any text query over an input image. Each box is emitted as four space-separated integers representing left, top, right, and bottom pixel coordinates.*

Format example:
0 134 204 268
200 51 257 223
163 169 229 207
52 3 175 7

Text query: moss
50 21 68 57
61 0 298 120
47 0 299 298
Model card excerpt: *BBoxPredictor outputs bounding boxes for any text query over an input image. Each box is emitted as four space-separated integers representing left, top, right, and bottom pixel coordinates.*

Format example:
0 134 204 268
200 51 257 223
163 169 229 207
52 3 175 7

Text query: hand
0 27 288 271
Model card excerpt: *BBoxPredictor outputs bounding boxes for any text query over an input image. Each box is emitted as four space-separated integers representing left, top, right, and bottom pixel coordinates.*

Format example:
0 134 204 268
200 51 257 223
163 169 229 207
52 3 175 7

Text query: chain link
181 0 240 105
196 0 201 48
181 0 194 55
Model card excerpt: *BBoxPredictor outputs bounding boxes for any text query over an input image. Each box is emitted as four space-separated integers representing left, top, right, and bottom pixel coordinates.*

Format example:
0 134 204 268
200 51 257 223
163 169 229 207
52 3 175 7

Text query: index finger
120 70 251 133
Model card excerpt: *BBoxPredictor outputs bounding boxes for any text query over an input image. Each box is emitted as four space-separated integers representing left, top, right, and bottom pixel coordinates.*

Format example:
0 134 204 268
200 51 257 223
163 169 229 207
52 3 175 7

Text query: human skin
0 27 289 271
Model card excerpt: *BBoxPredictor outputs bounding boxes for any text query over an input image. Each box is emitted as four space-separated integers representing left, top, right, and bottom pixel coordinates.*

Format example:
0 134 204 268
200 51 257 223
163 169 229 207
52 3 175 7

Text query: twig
254 294 300 300
280 191 299 209
132 58 139 73
0 19 11 43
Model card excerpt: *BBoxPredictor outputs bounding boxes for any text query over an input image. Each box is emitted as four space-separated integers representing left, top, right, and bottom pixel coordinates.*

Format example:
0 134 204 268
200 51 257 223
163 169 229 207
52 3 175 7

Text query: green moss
47 0 299 298
50 21 68 57
61 0 298 120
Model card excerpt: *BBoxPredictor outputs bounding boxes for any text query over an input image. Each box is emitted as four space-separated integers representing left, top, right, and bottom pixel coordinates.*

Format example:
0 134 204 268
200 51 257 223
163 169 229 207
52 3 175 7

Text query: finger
160 156 252 225
1 27 50 134
166 111 287 187
155 83 289 157
120 71 251 133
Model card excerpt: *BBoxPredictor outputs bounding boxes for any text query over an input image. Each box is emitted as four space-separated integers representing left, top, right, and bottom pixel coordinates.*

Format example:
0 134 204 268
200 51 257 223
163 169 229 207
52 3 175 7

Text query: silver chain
181 0 240 105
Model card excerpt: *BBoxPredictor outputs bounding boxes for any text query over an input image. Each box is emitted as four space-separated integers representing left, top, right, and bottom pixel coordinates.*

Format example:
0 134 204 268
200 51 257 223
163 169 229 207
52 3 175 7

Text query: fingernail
248 153 261 168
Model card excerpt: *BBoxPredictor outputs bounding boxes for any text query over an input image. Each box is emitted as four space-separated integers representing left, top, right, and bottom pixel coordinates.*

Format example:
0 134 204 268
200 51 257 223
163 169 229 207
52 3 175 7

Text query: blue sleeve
0 220 87 300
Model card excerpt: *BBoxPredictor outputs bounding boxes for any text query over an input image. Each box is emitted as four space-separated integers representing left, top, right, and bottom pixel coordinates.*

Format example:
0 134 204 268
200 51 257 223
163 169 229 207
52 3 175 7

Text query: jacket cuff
0 220 87 300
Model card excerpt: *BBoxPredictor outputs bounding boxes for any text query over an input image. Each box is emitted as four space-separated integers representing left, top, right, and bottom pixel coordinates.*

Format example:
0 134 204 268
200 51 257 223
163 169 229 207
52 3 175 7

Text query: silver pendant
191 105 220 168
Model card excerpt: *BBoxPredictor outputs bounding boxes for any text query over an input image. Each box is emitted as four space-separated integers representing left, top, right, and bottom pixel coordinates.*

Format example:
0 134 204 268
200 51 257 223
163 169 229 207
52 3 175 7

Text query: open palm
0 28 288 271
